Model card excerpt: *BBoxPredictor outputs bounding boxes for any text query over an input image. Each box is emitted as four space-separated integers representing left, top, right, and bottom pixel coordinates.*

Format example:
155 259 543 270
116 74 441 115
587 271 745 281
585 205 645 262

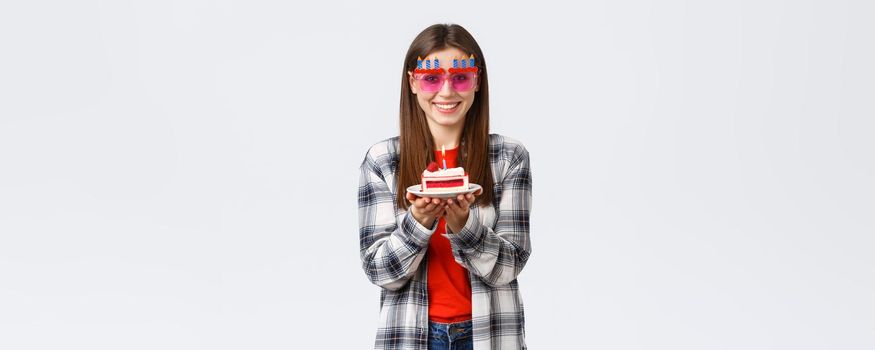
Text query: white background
1 0 873 349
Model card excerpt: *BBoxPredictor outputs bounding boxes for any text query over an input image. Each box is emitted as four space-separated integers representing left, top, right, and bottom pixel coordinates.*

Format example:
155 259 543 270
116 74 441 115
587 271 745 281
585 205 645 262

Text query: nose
437 77 454 97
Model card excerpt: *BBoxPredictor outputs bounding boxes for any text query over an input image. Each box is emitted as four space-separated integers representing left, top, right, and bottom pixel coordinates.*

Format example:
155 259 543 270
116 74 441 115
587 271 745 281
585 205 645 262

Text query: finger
447 199 457 210
445 199 460 215
433 201 448 212
419 196 436 208
406 191 417 203
448 205 463 218
454 197 470 213
422 197 433 207
442 204 454 217
429 199 441 210
425 205 445 218
425 198 440 209
435 199 448 210
457 198 470 208
433 205 448 217
424 201 438 211
410 197 424 208
453 195 468 208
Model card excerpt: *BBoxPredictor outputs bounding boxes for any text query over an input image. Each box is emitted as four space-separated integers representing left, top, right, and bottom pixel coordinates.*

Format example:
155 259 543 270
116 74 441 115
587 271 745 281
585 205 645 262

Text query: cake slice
421 161 469 193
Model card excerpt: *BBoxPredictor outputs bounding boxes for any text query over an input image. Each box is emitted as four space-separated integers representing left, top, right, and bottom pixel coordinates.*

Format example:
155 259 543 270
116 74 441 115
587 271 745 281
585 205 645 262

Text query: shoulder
360 136 400 174
363 136 399 159
489 133 529 164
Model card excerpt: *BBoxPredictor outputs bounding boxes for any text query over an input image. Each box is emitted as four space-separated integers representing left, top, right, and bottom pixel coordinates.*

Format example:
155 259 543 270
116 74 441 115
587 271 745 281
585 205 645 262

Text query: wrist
413 212 435 228
421 217 436 228
447 214 469 234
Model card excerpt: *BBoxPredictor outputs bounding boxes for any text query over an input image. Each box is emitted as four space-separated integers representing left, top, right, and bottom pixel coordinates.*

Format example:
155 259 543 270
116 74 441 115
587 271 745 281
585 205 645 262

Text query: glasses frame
410 67 480 93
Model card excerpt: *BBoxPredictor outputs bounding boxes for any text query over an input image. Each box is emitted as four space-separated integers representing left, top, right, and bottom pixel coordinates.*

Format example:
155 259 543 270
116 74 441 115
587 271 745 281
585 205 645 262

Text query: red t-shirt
427 147 472 323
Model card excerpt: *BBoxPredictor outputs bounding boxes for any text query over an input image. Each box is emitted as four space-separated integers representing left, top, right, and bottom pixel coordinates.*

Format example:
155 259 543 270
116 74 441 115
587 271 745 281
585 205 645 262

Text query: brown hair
396 23 495 209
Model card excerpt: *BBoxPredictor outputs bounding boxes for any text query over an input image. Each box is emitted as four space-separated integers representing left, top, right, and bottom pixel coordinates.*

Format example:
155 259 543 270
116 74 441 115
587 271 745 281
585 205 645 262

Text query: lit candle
469 54 475 68
417 56 422 69
441 145 447 170
453 57 458 68
460 57 467 68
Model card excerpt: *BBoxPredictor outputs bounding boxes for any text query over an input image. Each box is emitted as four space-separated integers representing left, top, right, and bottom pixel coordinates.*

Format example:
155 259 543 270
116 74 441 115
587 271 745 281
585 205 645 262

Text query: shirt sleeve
444 144 533 288
358 149 437 291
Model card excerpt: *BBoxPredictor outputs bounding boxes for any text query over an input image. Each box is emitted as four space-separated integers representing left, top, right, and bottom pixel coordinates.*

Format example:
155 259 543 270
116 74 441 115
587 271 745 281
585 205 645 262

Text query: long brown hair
396 24 495 209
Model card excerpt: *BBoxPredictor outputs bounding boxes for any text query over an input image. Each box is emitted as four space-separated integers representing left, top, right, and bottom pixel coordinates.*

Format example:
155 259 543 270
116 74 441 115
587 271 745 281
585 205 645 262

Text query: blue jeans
428 320 473 350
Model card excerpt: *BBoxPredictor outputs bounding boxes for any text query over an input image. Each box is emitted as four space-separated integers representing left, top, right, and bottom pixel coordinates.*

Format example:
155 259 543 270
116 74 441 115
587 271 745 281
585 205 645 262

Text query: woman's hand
406 192 446 228
444 190 481 233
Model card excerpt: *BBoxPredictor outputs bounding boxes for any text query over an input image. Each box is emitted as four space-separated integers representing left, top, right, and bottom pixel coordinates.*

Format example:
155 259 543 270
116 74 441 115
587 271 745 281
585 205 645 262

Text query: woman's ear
408 71 417 94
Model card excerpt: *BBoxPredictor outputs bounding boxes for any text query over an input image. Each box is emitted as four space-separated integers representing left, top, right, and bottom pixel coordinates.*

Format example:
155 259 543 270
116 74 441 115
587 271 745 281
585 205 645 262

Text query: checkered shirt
358 134 532 350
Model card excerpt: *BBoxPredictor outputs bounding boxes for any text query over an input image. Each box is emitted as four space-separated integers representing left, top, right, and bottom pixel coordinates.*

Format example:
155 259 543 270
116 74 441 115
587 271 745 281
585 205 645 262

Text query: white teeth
434 102 459 109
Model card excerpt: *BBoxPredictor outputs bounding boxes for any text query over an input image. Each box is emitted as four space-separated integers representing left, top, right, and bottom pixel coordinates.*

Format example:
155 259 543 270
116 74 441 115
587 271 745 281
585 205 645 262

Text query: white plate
406 183 483 199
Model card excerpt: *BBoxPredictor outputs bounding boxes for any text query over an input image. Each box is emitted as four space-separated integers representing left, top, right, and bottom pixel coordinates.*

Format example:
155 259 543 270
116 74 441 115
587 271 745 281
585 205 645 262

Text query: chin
428 113 465 126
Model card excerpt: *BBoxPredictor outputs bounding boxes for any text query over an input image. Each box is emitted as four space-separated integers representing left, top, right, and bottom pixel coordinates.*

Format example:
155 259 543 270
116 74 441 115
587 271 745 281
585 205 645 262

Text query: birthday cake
421 161 469 193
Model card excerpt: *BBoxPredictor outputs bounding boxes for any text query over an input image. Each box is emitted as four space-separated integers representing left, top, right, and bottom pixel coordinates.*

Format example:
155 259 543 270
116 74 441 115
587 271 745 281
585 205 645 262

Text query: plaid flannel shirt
358 133 532 350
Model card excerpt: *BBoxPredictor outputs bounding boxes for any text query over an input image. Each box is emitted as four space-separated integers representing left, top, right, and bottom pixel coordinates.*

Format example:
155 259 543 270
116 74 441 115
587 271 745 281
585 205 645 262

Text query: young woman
358 23 532 350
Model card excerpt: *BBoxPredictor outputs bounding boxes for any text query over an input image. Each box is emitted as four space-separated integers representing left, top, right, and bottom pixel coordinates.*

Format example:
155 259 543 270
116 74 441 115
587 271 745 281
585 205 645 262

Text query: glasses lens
450 72 477 92
416 74 445 92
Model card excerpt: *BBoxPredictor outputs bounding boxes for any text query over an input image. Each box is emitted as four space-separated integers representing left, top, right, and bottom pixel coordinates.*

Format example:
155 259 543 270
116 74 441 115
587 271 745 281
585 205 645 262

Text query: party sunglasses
411 69 479 93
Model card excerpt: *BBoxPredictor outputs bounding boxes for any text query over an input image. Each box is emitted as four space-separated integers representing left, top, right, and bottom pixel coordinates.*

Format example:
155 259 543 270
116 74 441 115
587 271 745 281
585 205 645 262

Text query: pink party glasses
412 54 480 93
412 70 479 93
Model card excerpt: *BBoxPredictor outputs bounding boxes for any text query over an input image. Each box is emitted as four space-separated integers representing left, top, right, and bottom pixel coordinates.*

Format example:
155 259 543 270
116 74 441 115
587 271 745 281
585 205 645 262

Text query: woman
358 23 532 350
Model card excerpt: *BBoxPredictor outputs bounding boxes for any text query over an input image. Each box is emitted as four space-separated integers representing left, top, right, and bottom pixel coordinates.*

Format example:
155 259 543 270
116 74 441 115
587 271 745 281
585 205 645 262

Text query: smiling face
408 47 479 131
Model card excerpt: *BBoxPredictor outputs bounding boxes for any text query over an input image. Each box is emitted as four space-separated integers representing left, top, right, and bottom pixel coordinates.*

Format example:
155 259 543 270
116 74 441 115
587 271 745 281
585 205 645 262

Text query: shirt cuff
402 210 437 247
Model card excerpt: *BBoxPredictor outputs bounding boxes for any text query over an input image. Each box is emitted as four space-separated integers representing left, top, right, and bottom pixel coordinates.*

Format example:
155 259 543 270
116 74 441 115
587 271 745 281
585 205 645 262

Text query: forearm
360 210 437 290
444 207 531 287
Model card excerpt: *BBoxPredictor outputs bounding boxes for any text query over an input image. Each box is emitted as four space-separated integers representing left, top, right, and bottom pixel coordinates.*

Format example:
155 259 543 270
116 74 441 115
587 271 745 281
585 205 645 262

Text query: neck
428 121 463 150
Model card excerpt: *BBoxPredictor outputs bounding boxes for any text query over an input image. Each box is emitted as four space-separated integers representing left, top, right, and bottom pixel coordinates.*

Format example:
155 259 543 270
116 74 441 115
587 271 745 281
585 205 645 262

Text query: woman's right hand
405 192 446 228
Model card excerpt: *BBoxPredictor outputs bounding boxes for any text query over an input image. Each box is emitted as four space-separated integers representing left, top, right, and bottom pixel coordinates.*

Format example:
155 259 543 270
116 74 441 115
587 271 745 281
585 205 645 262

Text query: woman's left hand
444 191 480 233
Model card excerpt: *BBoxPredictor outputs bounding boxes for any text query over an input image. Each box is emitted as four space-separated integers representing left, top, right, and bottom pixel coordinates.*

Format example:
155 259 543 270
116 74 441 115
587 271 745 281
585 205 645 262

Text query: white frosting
423 166 465 177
